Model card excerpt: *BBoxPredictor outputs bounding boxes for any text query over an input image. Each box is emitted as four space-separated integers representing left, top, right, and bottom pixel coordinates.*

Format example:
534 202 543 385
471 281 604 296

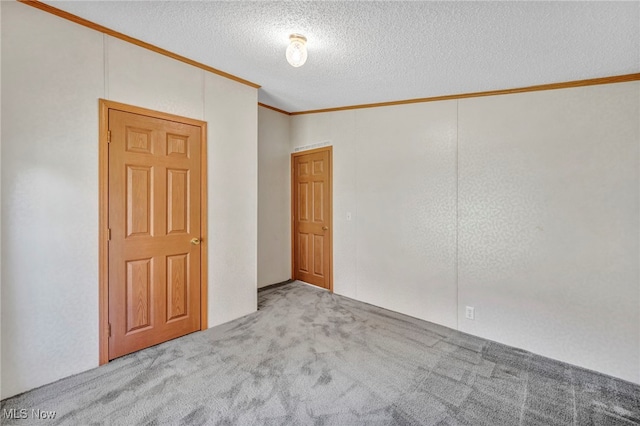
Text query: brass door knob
322 226 329 230
190 238 201 245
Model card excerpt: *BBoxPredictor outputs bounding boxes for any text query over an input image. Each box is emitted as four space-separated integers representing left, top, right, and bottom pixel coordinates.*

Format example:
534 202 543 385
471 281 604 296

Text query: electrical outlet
465 306 475 320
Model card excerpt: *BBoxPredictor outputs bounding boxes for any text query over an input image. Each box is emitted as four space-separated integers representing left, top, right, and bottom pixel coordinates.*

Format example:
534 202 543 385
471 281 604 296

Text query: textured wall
106 37 204 120
1 2 104 399
353 104 458 328
258 107 291 287
290 82 640 383
204 74 258 324
1 2 258 399
457 83 639 382
290 103 459 328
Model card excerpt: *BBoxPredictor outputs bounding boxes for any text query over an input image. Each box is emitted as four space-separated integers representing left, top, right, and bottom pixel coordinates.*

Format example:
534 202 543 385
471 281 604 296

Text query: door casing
98 99 208 365
290 146 333 292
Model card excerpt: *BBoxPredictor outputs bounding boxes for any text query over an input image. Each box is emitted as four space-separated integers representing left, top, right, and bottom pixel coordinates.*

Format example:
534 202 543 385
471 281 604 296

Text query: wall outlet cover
465 306 475 320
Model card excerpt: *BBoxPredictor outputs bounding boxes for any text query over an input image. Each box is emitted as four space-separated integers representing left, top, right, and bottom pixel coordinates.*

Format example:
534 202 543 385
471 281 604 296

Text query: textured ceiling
42 1 639 113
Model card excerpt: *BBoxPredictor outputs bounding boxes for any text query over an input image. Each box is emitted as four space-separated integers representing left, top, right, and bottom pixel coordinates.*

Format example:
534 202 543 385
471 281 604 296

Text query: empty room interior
1 0 639 424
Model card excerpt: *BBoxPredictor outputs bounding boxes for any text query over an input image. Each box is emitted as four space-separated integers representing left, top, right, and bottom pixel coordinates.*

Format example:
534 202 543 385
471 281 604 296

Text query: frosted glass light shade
286 34 307 67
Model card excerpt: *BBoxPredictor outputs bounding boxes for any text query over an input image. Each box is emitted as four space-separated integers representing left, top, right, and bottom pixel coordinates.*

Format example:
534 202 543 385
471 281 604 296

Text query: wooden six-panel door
292 147 332 290
108 109 202 360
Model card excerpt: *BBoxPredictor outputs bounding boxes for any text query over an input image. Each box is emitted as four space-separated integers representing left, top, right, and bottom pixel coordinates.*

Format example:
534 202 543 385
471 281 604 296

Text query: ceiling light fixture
286 34 308 67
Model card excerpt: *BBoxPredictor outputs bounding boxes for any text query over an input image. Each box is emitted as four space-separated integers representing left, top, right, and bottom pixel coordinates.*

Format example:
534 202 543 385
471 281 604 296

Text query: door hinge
108 323 112 337
107 228 111 240
107 130 111 143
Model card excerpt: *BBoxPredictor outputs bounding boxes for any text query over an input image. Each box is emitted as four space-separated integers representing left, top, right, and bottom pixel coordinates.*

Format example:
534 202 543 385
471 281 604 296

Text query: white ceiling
43 1 639 113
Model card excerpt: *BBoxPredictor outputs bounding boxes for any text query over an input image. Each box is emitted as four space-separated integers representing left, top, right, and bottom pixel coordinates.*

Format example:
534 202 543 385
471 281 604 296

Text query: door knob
190 238 201 245
322 226 329 230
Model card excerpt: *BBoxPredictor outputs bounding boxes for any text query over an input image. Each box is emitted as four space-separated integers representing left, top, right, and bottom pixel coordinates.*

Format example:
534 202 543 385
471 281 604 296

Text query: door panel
313 182 324 222
166 253 189 321
126 127 152 154
313 235 324 276
126 165 152 237
292 148 332 289
299 233 309 273
167 169 189 234
298 182 309 222
125 258 152 332
109 109 201 360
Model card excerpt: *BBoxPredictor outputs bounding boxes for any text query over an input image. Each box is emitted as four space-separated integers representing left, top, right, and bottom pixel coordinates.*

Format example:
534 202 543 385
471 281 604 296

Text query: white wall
1 2 258 399
291 104 458 327
290 82 640 383
353 104 458 327
106 37 205 120
2 2 104 400
257 107 291 287
205 74 257 323
457 83 639 383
